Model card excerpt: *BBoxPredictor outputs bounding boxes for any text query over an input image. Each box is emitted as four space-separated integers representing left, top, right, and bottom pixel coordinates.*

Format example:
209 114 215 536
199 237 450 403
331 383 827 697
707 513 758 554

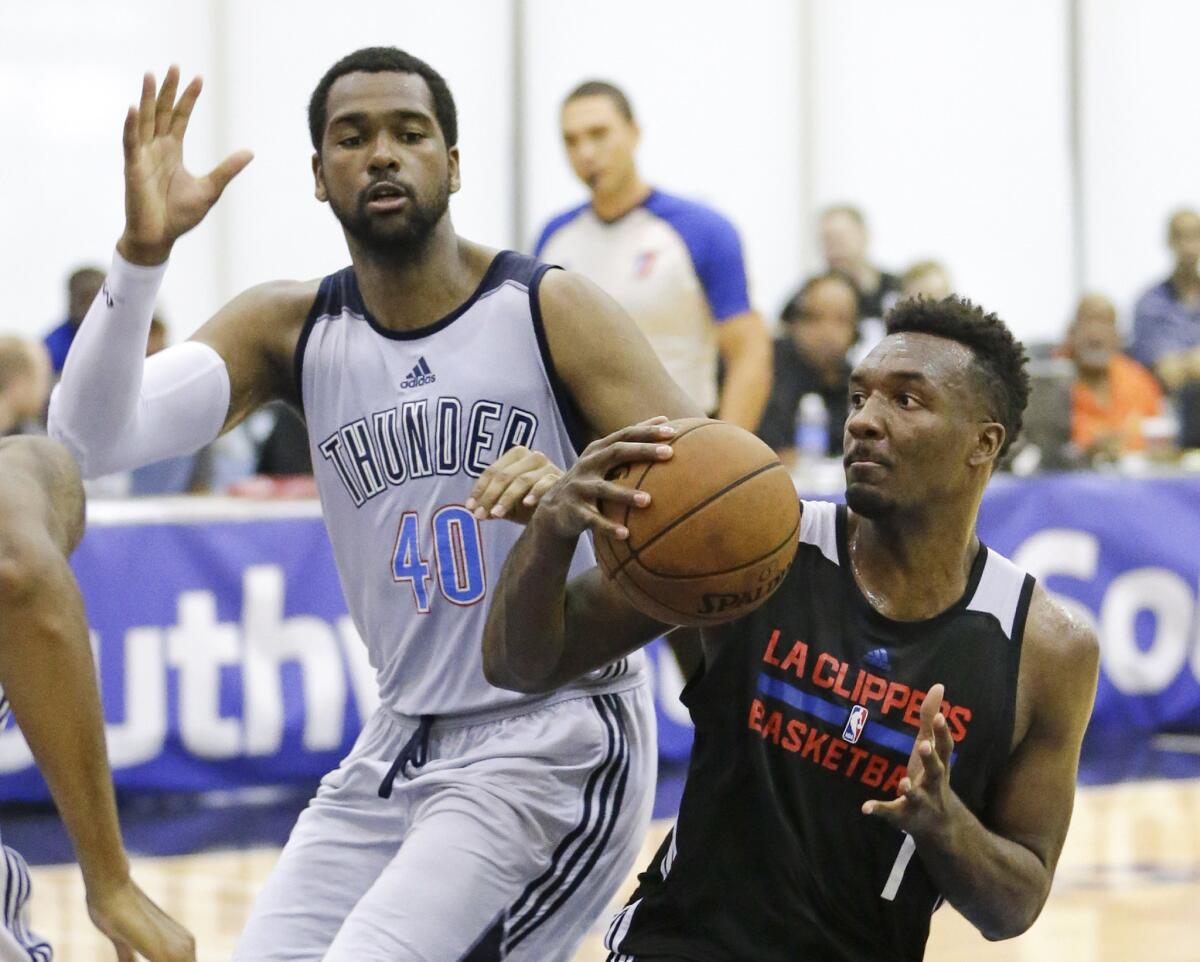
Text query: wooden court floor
25 777 1200 961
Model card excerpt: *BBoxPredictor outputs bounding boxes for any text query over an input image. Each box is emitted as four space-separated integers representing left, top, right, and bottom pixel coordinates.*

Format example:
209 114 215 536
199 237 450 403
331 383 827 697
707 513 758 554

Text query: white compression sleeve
47 250 231 479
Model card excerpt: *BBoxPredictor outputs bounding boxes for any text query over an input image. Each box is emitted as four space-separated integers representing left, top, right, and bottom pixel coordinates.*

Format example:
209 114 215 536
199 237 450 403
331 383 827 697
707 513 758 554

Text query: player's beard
845 483 895 520
332 177 451 260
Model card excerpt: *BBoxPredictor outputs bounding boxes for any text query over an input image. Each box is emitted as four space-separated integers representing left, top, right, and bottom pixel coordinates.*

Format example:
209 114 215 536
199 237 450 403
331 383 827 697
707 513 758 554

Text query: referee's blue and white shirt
535 190 751 414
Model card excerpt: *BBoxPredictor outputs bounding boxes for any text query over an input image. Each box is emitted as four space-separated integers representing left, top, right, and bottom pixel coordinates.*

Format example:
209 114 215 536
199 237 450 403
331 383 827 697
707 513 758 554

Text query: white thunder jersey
297 252 641 717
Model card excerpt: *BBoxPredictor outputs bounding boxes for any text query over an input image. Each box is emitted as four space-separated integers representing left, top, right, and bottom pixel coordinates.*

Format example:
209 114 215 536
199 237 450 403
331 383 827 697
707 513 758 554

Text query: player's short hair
308 47 458 151
885 296 1030 458
563 80 635 122
781 271 859 324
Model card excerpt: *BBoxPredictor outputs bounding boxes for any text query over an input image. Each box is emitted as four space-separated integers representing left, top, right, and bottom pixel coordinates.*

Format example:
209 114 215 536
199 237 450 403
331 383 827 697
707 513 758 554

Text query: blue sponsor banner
977 475 1200 737
2 476 1200 802
0 501 378 802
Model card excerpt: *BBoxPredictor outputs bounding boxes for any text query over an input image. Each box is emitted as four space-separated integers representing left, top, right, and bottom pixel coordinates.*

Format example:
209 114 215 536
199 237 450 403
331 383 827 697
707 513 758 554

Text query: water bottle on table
793 392 829 462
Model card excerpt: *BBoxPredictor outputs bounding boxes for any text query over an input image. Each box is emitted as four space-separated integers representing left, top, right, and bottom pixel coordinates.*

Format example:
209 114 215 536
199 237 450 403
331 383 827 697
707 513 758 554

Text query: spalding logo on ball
596 418 799 626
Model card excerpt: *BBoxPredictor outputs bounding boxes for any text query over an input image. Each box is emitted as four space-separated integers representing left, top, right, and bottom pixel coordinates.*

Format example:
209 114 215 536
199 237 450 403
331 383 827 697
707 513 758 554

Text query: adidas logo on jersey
863 647 891 673
400 357 436 389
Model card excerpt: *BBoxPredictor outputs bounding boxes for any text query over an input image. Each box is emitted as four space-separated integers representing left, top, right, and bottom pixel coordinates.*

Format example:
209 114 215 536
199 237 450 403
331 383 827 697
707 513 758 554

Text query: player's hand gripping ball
596 418 799 626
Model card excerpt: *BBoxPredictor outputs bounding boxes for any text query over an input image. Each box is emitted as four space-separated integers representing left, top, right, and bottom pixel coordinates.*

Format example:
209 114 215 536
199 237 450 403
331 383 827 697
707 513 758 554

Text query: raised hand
87 876 196 962
118 66 253 265
862 683 956 839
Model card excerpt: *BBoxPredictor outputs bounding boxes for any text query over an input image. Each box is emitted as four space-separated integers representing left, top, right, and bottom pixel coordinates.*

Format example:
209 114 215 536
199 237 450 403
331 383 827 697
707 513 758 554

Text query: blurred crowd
535 80 1200 477
759 203 1196 474
16 81 1200 496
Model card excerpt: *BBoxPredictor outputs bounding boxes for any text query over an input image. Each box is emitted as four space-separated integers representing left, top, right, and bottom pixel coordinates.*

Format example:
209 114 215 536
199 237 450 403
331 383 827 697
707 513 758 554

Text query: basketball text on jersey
749 628 971 795
300 253 643 717
317 397 539 508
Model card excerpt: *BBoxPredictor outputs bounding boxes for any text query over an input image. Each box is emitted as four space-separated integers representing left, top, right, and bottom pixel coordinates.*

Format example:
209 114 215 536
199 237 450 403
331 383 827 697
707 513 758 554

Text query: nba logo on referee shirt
843 705 868 744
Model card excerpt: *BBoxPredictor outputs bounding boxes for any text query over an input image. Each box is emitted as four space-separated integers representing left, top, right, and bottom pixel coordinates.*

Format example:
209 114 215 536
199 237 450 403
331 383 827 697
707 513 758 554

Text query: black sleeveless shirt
607 500 1034 962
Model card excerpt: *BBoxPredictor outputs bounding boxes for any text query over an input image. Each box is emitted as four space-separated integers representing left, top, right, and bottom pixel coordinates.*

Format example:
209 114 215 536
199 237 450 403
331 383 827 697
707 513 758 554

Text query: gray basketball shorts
233 680 656 962
0 841 51 962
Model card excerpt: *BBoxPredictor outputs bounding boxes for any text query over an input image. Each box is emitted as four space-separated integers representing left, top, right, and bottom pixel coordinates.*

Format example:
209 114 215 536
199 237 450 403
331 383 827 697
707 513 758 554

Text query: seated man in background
901 259 953 301
43 266 106 375
1067 294 1163 459
757 272 857 461
1130 208 1200 445
0 337 51 436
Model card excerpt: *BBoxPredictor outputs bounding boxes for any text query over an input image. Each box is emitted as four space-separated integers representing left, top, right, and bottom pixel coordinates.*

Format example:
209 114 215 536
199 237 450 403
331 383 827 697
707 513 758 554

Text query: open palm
119 67 252 265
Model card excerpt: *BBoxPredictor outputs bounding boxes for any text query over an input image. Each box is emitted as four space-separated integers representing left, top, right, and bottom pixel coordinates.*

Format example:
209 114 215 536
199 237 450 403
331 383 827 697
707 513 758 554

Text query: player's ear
448 145 461 195
969 422 1005 468
313 152 328 203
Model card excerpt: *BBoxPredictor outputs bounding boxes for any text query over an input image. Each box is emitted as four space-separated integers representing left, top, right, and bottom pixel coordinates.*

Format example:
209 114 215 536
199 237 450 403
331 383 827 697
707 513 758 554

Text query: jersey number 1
392 506 486 612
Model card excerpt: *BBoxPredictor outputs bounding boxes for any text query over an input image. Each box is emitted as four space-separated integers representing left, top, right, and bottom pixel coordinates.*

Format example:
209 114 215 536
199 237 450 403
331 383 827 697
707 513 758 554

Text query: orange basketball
596 418 800 626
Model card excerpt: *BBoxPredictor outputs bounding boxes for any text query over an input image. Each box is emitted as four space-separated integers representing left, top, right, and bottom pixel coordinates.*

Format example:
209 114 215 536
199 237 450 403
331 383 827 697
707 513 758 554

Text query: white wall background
809 0 1074 340
1080 0 1200 328
0 0 1194 345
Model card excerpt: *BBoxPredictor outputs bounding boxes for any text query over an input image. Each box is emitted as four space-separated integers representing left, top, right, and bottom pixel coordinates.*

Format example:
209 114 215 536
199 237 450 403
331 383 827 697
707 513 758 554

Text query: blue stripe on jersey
503 693 630 951
759 674 929 760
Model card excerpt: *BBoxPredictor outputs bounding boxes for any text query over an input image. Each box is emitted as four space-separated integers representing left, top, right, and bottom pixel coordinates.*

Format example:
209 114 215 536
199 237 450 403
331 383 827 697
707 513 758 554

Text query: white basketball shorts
0 842 51 962
233 680 656 962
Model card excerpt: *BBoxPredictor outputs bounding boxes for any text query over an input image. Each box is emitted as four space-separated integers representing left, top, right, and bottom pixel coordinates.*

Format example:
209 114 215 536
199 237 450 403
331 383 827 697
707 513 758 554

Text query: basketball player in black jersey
0 437 194 962
484 297 1100 961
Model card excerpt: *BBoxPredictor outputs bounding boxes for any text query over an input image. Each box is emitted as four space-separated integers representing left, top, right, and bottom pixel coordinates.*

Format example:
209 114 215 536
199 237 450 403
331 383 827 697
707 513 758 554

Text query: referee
535 81 771 430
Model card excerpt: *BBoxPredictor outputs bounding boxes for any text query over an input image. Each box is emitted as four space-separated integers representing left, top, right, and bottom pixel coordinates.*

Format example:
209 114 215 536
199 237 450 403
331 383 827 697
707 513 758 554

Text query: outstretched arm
0 438 194 962
47 67 289 479
864 587 1099 940
482 421 676 693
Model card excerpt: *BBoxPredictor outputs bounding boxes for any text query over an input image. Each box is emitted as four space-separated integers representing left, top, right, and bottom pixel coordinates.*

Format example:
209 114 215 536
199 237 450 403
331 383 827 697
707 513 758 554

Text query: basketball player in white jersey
48 48 700 962
0 437 194 962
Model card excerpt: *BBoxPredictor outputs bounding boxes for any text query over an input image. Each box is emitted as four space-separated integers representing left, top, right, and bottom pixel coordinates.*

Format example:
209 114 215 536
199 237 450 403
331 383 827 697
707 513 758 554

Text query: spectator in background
253 402 313 477
901 259 953 301
757 272 857 461
1131 208 1200 445
0 338 51 436
1067 294 1163 459
818 204 901 321
44 266 105 374
535 80 771 429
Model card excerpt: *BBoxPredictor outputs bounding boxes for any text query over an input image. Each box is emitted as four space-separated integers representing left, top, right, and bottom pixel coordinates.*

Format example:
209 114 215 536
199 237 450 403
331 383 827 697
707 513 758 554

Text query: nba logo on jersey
843 705 868 744
633 250 656 278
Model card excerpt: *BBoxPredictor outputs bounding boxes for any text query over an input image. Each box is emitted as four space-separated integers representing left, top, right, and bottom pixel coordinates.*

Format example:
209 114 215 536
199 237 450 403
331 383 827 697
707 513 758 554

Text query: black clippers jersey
607 500 1035 962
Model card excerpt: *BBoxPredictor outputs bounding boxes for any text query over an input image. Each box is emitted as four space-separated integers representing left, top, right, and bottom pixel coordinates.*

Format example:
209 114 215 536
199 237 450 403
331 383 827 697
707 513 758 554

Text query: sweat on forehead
863 331 976 371
857 333 991 403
